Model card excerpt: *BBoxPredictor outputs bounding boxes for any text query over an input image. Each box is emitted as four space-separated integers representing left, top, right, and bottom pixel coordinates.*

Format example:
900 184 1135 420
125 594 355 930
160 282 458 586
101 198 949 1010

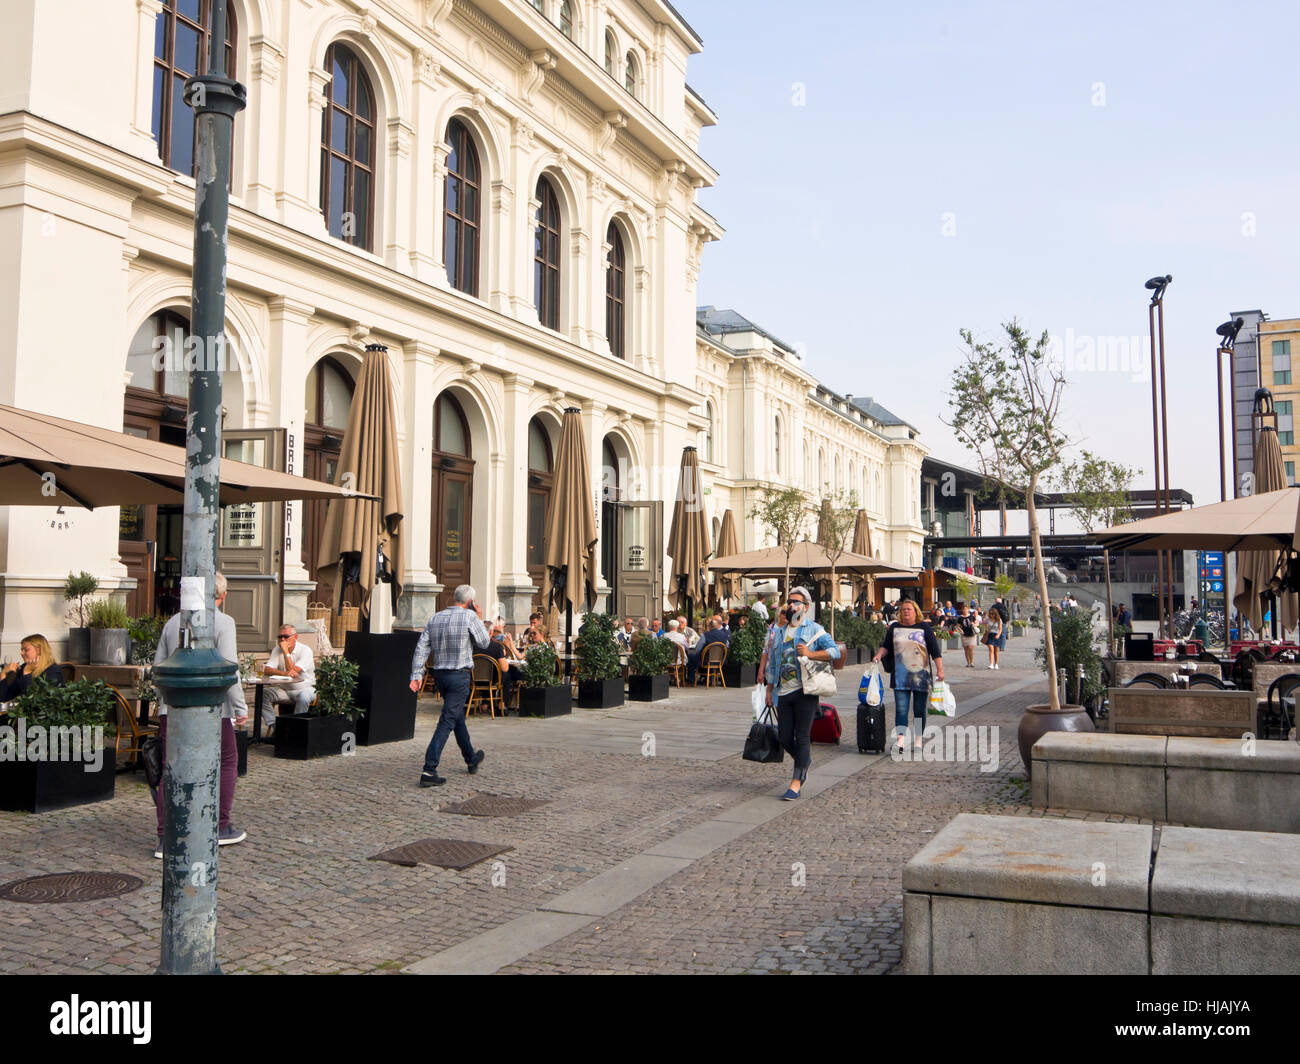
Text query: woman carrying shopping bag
764 588 840 800
872 599 944 750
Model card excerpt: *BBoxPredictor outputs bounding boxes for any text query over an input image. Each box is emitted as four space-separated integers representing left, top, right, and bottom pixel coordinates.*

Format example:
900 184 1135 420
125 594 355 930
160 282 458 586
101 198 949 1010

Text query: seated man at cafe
262 623 316 726
687 616 731 684
676 615 700 648
664 619 690 656
482 620 523 704
648 617 664 638
615 616 636 651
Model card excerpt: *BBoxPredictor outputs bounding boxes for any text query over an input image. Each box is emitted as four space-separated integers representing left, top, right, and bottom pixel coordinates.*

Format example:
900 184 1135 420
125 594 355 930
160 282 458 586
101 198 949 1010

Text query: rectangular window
1287 462 1296 487
1275 371 1292 385
1281 432 1295 446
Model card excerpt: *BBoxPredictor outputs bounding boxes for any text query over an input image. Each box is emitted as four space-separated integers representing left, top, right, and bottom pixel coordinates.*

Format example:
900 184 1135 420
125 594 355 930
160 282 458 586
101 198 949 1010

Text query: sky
686 0 1300 514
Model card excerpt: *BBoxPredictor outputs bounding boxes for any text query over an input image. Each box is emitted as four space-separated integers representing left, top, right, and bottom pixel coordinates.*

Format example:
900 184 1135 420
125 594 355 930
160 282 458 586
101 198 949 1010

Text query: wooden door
432 463 473 611
616 500 662 621
118 420 158 618
218 429 285 652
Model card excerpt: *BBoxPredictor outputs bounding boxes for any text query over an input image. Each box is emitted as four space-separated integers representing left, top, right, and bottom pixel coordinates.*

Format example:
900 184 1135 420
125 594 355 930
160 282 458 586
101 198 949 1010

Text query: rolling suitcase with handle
811 702 842 744
857 702 886 753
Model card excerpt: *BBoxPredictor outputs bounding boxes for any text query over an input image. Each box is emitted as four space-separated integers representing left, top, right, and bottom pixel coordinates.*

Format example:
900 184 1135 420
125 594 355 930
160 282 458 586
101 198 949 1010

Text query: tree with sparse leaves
819 489 860 639
1052 451 1139 534
750 486 808 600
944 321 1068 710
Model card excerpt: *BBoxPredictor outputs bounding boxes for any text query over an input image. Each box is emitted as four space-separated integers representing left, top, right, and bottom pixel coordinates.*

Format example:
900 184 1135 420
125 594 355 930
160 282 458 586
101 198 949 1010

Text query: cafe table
248 674 294 743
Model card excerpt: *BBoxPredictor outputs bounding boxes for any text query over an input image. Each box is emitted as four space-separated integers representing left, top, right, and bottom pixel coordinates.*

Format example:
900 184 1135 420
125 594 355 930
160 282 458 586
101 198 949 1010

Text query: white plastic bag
860 662 884 707
929 681 954 716
751 684 768 720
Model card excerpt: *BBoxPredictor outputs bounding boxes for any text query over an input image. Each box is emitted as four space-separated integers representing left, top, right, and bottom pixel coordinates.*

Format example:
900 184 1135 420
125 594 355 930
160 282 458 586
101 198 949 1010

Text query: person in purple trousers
152 571 247 857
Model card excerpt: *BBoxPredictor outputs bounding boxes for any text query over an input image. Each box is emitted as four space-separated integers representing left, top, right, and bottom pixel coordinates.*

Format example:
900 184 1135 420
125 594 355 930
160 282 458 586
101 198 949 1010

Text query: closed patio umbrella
667 446 711 622
851 509 873 609
317 345 404 622
544 408 598 654
1233 422 1297 637
714 509 740 606
0 403 369 507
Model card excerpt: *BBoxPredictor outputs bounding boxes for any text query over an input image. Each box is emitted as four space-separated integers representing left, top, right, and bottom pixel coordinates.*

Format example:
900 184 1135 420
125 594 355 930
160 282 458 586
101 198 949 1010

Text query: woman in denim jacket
763 586 841 800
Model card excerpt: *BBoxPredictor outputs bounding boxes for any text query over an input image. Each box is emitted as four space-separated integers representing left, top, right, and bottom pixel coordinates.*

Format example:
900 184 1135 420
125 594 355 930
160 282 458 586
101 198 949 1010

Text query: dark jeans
154 714 237 836
776 691 818 783
423 668 476 774
894 688 927 734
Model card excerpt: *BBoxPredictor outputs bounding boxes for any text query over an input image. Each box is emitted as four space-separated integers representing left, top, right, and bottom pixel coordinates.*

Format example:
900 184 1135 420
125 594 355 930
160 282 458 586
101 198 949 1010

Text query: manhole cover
369 839 513 870
441 794 550 817
0 872 144 904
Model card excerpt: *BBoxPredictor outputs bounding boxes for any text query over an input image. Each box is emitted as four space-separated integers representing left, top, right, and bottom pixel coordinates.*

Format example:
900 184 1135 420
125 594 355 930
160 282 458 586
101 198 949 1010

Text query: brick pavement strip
0 640 1129 974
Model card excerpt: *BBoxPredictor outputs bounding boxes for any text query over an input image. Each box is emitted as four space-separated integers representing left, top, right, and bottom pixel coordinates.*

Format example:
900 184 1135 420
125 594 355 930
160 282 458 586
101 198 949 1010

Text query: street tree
945 320 1068 710
751 486 808 600
819 489 860 639
1052 450 1139 533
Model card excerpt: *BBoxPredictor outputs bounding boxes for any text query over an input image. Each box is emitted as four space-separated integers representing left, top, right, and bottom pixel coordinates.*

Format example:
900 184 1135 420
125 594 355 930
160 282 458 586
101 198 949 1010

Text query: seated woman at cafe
1 634 64 701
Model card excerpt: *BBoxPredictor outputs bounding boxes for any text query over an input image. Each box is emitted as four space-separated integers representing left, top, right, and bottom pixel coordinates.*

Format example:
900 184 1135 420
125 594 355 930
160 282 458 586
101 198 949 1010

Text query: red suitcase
811 702 842 744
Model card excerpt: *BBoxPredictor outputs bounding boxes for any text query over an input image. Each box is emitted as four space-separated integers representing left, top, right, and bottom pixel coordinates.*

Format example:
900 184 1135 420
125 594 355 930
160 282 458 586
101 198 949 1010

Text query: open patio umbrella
1233 424 1297 637
1092 488 1300 552
709 541 915 580
667 446 712 623
317 346 404 624
0 403 371 507
543 407 598 655
714 509 740 606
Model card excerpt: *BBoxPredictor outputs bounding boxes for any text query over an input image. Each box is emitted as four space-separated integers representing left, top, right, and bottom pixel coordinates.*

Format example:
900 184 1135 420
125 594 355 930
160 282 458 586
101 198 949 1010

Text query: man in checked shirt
408 584 491 787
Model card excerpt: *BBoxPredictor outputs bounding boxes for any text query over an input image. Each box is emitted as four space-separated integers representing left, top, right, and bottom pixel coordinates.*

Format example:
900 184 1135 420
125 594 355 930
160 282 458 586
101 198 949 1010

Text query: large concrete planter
0 756 116 813
1017 703 1095 778
89 629 130 666
722 661 759 687
578 677 624 709
518 685 572 717
628 673 670 702
65 628 90 664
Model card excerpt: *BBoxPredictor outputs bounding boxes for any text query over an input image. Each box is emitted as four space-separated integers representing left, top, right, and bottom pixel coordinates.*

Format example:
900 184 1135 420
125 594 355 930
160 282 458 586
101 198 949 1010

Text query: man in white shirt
263 623 316 718
752 594 769 621
664 618 690 654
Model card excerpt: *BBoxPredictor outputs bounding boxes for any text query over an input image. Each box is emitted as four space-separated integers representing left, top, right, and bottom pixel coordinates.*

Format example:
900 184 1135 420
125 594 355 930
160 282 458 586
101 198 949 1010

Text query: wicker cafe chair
1187 674 1227 690
697 643 727 689
1124 673 1169 689
467 654 503 718
1261 674 1300 740
109 683 158 765
669 643 687 687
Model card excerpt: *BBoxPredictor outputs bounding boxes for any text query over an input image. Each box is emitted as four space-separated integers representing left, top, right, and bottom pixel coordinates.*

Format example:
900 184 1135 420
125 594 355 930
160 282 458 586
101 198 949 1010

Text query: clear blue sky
688 0 1300 510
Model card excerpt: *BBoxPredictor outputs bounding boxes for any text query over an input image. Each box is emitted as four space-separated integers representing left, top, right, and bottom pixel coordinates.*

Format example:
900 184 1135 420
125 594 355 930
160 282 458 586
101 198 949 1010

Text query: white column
410 53 442 283
279 28 330 235
267 298 315 586
385 116 414 270
130 0 165 155
244 36 285 215
396 341 441 627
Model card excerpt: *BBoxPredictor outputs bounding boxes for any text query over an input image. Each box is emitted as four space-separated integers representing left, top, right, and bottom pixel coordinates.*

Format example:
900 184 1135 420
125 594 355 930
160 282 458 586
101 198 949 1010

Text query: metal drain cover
369 839 513 870
440 794 550 817
0 872 144 904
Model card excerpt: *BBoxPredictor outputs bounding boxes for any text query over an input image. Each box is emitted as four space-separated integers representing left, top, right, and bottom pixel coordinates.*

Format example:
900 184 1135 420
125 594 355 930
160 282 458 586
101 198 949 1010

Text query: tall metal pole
1157 296 1175 633
1148 303 1165 637
1217 347 1229 502
152 0 245 975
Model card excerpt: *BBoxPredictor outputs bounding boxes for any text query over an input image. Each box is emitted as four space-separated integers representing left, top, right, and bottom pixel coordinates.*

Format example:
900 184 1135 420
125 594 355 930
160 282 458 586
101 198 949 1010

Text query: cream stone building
0 0 923 655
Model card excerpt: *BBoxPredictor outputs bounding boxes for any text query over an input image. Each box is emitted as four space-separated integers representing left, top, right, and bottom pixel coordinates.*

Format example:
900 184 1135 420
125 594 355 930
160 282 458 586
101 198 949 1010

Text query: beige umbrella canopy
0 403 370 507
1092 487 1300 552
1233 425 1298 634
710 541 915 579
317 346 404 618
543 408 598 626
714 509 740 605
851 509 873 603
667 446 712 614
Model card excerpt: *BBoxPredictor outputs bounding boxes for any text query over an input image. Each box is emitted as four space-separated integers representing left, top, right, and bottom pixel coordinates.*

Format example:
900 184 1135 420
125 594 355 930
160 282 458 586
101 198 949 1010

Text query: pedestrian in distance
872 598 944 751
763 587 840 800
957 601 977 667
409 584 490 787
985 603 1004 669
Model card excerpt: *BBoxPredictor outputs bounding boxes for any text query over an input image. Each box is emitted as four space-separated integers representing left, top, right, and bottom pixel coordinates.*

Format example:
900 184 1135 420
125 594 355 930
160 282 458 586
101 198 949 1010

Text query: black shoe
467 750 485 774
419 772 446 788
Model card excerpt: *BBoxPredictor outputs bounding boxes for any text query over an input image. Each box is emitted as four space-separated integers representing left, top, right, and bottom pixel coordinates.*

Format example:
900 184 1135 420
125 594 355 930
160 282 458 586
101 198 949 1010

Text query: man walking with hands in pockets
409 584 490 787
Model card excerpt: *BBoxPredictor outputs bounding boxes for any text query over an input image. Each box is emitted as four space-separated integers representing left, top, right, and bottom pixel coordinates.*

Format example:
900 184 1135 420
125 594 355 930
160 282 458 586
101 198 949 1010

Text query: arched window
704 401 715 463
604 30 616 75
436 393 470 457
320 42 375 251
152 0 237 177
605 221 626 357
774 415 782 474
559 0 573 37
624 51 639 96
534 177 561 330
127 309 192 398
818 447 826 492
527 418 553 601
444 119 481 297
602 437 621 502
305 358 354 431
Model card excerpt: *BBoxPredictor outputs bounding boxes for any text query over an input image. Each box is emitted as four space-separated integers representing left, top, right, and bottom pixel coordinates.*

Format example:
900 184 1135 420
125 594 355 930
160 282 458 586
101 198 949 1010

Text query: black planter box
722 662 759 688
518 685 572 717
628 673 670 701
236 729 249 777
345 631 421 746
578 677 624 709
0 756 115 813
273 713 353 760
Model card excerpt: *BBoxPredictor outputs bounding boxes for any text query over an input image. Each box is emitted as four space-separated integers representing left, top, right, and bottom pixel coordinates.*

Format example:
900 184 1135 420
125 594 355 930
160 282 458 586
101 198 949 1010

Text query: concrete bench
1109 687 1254 738
905 813 1300 973
1031 732 1300 833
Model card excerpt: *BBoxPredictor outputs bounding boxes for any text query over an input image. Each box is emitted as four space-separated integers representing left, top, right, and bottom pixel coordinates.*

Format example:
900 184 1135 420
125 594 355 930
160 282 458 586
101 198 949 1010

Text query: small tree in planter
628 636 675 701
1 677 117 812
1035 611 1104 717
575 612 623 708
724 607 765 685
87 598 131 666
63 571 99 663
273 654 363 760
518 642 571 717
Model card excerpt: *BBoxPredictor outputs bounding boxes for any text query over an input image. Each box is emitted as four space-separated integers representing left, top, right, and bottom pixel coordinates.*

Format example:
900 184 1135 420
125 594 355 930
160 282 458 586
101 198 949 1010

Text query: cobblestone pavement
0 636 1131 974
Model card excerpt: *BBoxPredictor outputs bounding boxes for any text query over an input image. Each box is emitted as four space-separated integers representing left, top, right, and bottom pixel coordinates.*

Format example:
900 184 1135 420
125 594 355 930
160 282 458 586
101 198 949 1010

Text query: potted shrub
63 571 99 663
723 608 764 686
87 598 131 666
518 642 571 717
1036 611 1104 715
628 635 675 701
273 654 364 760
575 612 624 709
0 677 117 812
1012 619 1028 638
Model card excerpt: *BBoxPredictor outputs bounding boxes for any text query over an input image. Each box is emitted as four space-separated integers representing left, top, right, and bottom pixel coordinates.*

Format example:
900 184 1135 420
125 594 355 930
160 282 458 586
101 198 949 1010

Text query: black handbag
140 734 163 789
742 706 784 764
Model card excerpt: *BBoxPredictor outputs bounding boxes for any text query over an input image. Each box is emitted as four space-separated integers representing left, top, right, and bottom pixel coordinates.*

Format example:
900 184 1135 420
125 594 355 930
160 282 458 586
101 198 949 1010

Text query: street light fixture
1216 317 1244 502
